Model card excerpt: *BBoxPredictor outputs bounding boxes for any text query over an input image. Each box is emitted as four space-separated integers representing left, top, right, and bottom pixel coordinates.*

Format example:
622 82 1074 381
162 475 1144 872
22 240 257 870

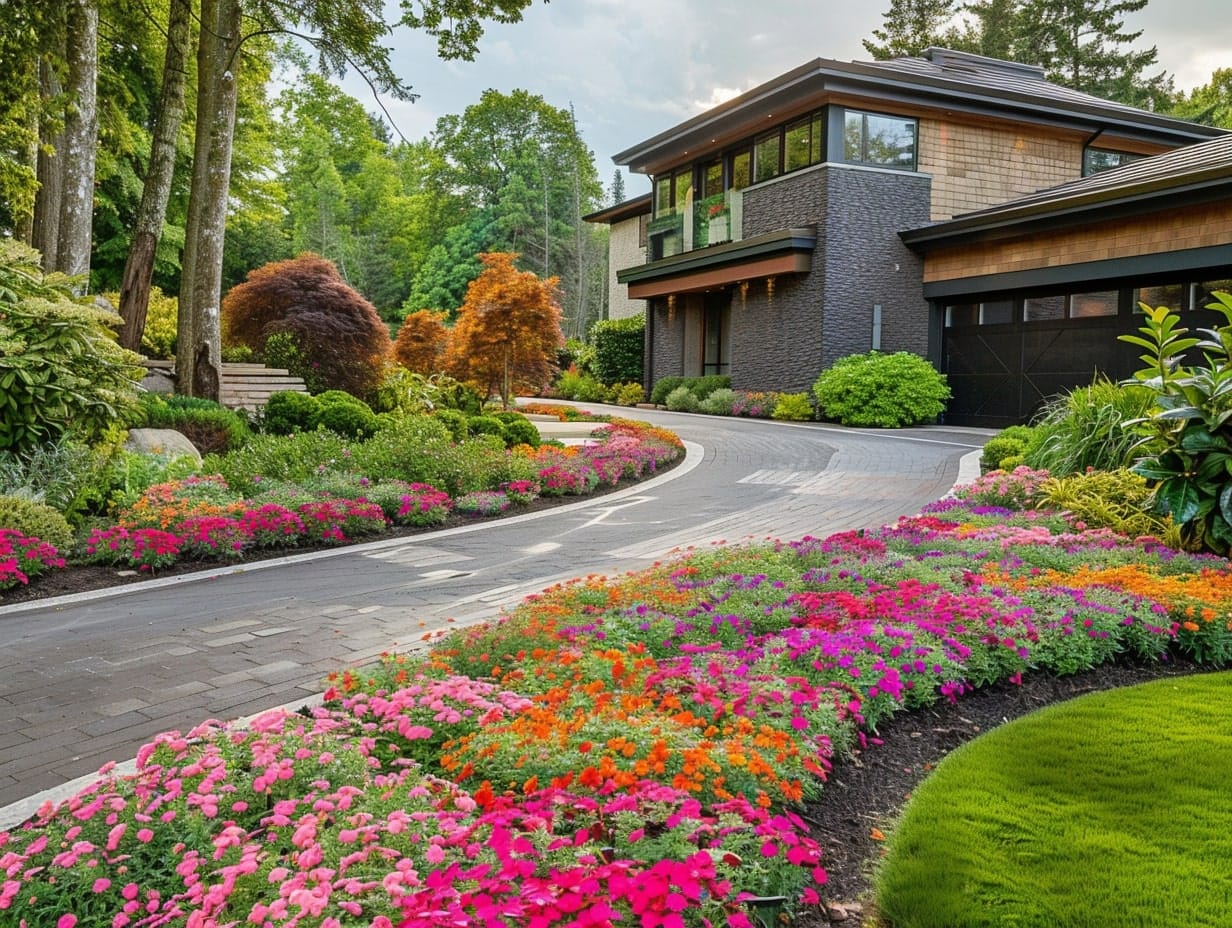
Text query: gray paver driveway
0 409 991 824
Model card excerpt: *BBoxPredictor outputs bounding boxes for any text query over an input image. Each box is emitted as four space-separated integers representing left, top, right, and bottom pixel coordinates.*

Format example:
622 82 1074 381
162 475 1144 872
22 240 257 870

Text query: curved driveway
0 410 991 823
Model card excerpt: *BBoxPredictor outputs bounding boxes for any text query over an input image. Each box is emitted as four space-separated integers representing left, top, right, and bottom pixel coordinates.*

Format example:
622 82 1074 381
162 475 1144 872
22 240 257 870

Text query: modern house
585 47 1229 426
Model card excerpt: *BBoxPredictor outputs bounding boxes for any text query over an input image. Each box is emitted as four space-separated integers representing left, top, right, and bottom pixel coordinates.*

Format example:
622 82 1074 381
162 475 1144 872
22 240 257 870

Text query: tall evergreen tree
863 0 960 59
610 169 626 205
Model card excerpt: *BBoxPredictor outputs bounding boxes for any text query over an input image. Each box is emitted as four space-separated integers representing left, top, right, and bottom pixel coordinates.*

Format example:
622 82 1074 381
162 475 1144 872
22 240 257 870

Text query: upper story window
843 109 917 170
1083 147 1144 176
653 168 694 217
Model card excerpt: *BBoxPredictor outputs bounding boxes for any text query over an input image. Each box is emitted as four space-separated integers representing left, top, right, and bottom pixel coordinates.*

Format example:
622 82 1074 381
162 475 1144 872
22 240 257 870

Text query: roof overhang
613 56 1223 177
583 192 652 225
616 227 816 299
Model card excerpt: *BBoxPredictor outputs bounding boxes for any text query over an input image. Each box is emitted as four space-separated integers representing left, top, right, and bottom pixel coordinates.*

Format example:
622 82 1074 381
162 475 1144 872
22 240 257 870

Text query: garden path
0 408 991 827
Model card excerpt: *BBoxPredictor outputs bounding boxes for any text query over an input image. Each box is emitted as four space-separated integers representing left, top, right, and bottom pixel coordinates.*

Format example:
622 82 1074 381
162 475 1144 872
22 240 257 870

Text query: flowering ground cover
3 469 1232 926
1 412 682 601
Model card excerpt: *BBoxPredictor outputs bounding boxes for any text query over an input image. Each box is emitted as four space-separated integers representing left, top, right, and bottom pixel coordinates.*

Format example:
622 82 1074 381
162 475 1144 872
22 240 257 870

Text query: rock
124 428 202 465
140 368 176 395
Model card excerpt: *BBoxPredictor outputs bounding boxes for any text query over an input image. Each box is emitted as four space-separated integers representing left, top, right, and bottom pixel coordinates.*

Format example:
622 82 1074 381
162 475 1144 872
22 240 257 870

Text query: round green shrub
0 495 74 551
771 392 815 421
431 408 469 442
263 392 322 435
466 415 508 442
665 386 700 413
813 351 950 428
137 394 250 455
981 436 1029 473
699 388 737 416
650 377 686 406
317 396 378 439
498 417 541 448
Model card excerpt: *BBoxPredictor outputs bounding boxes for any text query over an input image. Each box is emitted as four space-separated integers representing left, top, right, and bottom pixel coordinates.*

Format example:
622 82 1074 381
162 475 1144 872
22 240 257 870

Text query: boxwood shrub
813 351 950 427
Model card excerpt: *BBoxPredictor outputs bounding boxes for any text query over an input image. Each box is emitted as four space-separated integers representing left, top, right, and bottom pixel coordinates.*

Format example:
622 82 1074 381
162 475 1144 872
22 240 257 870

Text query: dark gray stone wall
649 298 686 385
729 165 932 391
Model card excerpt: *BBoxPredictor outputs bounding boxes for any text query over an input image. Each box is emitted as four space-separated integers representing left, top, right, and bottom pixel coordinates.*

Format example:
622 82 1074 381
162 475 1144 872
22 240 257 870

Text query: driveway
0 409 991 825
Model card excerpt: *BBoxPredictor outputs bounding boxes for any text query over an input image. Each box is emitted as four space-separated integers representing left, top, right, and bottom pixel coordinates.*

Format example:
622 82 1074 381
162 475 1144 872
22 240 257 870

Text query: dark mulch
797 657 1208 925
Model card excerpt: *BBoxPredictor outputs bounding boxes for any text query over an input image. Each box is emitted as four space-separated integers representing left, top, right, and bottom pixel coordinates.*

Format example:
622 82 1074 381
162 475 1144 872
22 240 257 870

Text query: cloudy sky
347 0 1226 196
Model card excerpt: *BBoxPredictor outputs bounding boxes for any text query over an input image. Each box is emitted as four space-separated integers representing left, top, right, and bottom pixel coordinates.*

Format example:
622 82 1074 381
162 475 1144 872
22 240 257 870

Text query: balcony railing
647 189 743 261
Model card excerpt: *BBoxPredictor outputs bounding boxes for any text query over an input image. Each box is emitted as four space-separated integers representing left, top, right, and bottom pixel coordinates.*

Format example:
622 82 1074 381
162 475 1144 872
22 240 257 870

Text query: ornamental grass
7 469 1232 925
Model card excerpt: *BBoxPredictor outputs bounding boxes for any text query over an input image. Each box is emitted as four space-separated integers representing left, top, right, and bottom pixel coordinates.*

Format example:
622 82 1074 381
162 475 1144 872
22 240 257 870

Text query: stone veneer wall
726 164 933 392
607 215 648 320
918 118 1080 221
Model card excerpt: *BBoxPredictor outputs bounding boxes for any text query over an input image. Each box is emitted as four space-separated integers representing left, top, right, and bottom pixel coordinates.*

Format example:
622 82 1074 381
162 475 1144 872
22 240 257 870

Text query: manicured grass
875 672 1232 928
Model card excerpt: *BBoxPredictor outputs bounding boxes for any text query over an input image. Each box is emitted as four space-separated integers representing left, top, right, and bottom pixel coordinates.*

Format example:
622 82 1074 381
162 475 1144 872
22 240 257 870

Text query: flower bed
5 472 1232 925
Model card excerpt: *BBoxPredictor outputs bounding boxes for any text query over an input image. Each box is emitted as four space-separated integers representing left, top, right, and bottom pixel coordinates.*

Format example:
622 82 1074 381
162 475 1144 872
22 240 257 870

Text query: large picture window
843 110 917 169
753 131 780 183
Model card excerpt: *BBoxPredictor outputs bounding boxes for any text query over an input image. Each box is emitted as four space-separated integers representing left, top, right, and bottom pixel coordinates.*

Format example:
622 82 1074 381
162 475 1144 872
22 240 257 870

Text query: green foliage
1119 295 1232 553
98 450 203 518
981 435 1028 473
1023 378 1151 476
615 382 646 407
555 366 606 402
664 386 700 413
492 414 541 448
262 331 327 395
431 408 469 441
348 416 454 485
650 375 731 406
136 394 251 455
466 415 507 442
432 377 485 415
812 351 950 428
206 431 353 497
0 437 99 519
771 392 815 422
0 243 145 453
590 314 644 385
370 367 438 416
0 495 75 551
105 287 178 359
1038 469 1180 546
262 391 323 435
698 388 736 416
317 394 379 439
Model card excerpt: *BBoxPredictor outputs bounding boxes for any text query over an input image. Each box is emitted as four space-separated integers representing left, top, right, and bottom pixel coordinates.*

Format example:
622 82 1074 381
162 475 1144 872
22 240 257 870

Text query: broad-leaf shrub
590 313 645 384
0 242 144 452
813 351 950 427
1120 296 1232 552
772 392 815 421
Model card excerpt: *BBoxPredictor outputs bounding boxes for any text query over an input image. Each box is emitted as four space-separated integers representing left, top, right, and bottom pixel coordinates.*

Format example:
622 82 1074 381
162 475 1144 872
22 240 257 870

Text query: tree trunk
54 0 98 281
32 57 64 268
177 0 241 401
119 0 191 352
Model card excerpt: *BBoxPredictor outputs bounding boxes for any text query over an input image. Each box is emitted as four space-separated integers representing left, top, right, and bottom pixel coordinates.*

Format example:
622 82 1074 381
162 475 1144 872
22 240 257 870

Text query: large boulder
123 428 202 465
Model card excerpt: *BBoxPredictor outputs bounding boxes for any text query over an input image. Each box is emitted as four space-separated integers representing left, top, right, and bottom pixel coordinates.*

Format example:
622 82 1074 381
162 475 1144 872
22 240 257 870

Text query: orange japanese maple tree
393 309 450 374
443 252 564 407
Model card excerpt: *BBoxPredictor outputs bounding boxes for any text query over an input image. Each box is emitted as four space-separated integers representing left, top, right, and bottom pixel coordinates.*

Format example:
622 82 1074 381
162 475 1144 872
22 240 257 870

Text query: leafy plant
136 393 251 455
590 314 644 385
1038 468 1180 546
772 392 815 421
554 364 606 401
698 387 736 415
262 390 322 435
1119 296 1232 552
393 309 449 374
315 392 379 439
1024 378 1153 476
813 351 950 427
0 495 74 551
0 242 145 452
106 286 177 359
665 386 700 412
616 382 646 407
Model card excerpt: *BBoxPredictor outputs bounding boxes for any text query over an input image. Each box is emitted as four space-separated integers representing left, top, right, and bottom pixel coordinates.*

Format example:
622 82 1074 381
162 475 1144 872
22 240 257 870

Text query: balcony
647 190 744 261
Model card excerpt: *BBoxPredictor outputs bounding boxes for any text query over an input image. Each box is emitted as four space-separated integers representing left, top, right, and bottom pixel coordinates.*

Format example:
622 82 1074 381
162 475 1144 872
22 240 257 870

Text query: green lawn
875 672 1232 928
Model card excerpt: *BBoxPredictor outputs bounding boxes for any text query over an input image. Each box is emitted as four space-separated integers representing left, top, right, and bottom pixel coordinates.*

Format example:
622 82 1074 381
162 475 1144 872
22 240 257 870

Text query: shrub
432 377 484 415
698 387 737 416
813 351 950 427
222 253 392 400
650 376 686 406
393 309 448 374
664 386 700 412
495 415 541 449
369 366 437 416
467 415 507 442
555 365 607 402
1024 378 1152 476
981 435 1029 474
1038 468 1180 546
316 393 379 439
431 408 469 441
206 431 352 497
455 490 512 517
615 382 646 407
731 391 781 418
99 448 202 517
589 314 644 384
262 390 322 435
348 416 453 485
136 393 251 455
0 436 99 518
772 392 815 421
261 330 326 395
0 495 74 551
0 241 145 452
